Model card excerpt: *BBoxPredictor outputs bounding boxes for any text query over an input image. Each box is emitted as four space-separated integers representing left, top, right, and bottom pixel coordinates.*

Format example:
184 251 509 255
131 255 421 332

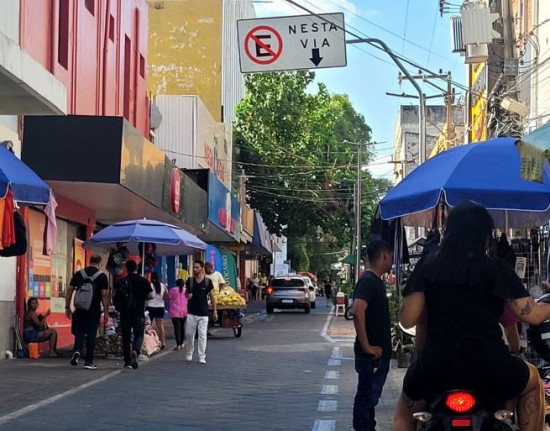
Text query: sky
252 0 465 179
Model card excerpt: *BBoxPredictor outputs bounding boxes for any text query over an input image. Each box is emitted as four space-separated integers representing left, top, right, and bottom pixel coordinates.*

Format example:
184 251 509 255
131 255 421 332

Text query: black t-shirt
115 273 153 314
69 266 109 315
324 282 333 297
353 271 392 359
404 256 529 343
186 277 213 317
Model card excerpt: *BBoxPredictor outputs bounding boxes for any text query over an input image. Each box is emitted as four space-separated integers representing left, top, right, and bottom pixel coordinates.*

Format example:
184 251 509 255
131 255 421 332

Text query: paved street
0 300 405 430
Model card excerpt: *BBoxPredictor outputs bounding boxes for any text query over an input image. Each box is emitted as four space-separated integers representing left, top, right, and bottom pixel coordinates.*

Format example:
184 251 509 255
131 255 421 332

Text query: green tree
235 71 380 273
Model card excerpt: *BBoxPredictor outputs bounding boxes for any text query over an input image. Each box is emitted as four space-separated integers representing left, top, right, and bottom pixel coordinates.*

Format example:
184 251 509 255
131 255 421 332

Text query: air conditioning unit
450 16 465 54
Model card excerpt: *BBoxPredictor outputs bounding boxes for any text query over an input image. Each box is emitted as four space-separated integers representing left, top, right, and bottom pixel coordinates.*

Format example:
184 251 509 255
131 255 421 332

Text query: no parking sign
237 13 347 73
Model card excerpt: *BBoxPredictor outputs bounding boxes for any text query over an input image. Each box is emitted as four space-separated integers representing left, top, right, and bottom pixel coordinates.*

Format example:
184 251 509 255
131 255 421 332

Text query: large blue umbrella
83 219 207 257
0 145 50 204
379 137 550 228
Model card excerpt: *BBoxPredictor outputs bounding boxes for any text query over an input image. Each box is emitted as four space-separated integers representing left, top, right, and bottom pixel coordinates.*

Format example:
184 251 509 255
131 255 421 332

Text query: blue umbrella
0 145 50 204
379 137 550 228
83 219 207 257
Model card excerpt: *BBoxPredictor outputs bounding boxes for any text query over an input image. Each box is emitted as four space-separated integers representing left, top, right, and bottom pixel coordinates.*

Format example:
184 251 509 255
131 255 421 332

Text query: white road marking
0 370 122 425
312 420 336 431
325 370 340 379
321 385 339 395
331 347 342 359
318 400 338 412
327 358 341 366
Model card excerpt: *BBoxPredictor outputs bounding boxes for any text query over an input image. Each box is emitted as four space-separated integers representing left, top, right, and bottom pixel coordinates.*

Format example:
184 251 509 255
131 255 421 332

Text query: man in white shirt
205 262 226 293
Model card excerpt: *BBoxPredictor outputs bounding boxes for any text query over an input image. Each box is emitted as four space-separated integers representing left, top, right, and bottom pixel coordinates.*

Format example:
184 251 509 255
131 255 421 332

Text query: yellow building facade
148 0 223 122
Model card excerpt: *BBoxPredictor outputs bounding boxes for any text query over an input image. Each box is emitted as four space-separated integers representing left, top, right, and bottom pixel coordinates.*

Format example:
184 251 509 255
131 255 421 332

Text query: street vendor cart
211 304 245 337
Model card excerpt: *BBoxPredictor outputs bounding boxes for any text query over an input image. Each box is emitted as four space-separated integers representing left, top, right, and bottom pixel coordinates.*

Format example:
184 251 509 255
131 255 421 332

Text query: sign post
237 13 347 73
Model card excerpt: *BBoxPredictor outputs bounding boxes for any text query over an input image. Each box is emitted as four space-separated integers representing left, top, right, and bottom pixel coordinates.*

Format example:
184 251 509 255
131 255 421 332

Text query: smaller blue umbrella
83 219 207 257
0 145 51 204
379 137 550 228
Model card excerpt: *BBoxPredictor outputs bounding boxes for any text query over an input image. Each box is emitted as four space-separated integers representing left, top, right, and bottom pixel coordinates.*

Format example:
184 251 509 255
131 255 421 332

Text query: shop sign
171 168 181 213
469 63 487 142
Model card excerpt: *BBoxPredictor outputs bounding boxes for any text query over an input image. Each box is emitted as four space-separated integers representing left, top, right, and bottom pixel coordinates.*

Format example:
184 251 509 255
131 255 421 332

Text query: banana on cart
214 286 246 306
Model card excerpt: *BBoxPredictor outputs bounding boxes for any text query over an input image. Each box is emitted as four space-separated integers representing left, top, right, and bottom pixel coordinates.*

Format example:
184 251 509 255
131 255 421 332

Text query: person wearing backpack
65 254 109 370
114 259 153 370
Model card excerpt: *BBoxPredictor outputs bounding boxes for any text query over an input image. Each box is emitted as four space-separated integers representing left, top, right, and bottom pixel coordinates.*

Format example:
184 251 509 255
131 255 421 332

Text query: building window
139 55 145 78
123 35 131 120
85 0 94 15
109 15 115 41
58 0 69 69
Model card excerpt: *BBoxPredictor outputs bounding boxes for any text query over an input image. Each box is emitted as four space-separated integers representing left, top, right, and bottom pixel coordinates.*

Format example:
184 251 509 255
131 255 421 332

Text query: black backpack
114 278 134 313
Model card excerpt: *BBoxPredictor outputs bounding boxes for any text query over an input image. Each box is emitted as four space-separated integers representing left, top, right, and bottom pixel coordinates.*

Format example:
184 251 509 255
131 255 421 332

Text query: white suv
301 277 317 309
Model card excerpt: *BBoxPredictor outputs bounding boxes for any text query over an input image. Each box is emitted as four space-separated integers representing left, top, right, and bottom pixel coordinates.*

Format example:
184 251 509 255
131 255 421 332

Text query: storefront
22 115 207 348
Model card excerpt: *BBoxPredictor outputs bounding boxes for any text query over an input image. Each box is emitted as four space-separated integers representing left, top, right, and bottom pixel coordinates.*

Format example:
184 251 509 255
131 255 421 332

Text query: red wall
19 0 149 137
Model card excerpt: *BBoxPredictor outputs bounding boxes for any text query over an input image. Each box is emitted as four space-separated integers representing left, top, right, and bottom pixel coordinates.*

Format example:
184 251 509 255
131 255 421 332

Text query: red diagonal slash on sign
244 26 283 65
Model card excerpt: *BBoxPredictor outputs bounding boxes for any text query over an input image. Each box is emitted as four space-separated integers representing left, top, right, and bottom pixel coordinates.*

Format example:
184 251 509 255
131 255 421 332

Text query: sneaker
185 352 193 362
130 351 139 369
124 364 133 369
70 351 80 366
199 357 206 364
84 363 97 370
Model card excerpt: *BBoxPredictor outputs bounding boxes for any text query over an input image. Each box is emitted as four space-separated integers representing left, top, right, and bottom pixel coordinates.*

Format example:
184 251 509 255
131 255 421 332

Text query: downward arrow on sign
310 48 323 66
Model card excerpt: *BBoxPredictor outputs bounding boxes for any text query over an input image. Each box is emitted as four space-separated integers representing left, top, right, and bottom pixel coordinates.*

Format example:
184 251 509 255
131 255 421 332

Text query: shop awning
250 211 272 255
341 254 356 265
0 31 66 114
22 115 201 234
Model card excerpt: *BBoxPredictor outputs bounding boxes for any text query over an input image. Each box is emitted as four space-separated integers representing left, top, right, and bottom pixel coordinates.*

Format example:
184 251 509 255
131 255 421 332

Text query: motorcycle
412 390 515 430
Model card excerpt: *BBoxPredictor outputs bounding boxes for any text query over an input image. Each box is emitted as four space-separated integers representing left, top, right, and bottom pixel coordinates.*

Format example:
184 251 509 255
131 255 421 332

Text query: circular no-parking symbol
244 26 283 65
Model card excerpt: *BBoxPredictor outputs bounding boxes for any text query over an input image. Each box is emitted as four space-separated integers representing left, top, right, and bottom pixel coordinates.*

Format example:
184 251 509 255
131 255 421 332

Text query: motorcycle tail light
445 392 476 413
451 419 472 427
266 286 274 295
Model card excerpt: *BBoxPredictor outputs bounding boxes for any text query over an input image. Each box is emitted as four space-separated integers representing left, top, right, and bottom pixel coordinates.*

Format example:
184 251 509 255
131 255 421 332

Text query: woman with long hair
146 272 168 350
392 201 550 431
168 278 188 350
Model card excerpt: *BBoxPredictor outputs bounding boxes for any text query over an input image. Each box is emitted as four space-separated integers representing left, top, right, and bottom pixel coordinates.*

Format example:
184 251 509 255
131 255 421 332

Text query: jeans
72 311 101 365
184 314 209 360
353 356 390 431
172 317 186 346
120 313 145 365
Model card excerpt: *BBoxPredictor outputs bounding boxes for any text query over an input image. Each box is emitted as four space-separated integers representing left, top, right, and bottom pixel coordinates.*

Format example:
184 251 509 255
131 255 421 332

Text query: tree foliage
235 71 384 275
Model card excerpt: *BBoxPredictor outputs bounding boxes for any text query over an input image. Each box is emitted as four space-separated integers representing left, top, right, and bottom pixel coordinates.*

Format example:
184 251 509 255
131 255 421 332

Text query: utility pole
398 71 456 156
355 142 362 282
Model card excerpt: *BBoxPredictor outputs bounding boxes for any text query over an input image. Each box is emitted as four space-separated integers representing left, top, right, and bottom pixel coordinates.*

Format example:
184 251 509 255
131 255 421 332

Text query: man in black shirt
115 259 153 369
352 239 393 431
66 254 109 370
184 260 217 364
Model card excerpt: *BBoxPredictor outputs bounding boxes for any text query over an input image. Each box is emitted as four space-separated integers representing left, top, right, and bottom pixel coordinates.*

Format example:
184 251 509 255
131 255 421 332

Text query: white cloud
254 0 357 18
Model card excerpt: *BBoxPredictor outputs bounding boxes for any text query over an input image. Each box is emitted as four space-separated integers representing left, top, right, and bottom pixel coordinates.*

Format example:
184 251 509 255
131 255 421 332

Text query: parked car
265 276 313 314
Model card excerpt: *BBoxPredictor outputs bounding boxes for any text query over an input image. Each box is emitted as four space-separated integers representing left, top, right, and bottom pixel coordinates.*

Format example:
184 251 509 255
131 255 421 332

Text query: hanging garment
44 192 58 255
0 211 27 257
2 189 15 248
